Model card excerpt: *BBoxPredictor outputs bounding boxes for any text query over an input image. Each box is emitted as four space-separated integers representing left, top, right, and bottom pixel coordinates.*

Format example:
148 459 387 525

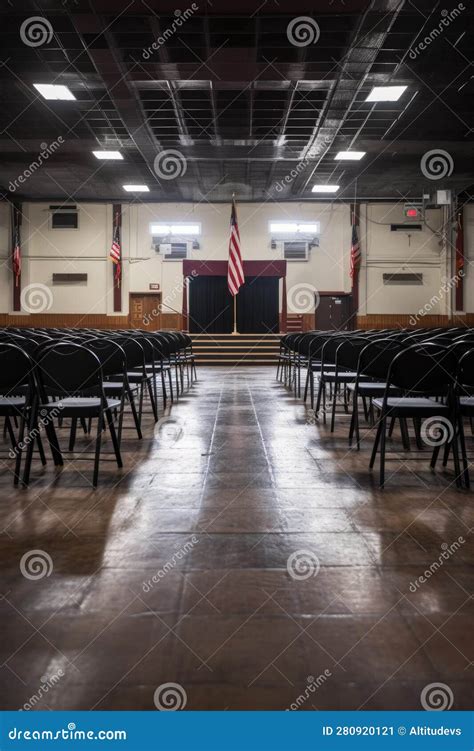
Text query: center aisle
3 367 472 711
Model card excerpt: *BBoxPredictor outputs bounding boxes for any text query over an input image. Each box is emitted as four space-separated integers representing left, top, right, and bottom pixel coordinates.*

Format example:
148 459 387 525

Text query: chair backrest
108 335 145 371
83 338 127 377
35 343 103 397
457 349 474 390
387 343 457 394
0 343 35 395
358 338 405 380
320 335 347 366
335 337 371 371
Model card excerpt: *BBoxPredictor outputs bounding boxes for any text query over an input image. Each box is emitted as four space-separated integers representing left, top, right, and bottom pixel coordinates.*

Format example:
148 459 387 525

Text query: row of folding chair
277 328 474 488
0 328 197 487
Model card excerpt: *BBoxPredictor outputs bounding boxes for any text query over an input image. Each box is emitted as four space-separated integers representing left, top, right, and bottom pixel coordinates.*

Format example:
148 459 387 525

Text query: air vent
161 242 188 261
52 273 87 284
283 241 308 261
390 224 422 232
383 273 423 285
50 205 78 229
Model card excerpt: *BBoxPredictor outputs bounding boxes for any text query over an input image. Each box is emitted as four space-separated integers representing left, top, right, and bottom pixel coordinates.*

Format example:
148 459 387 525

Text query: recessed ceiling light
33 84 76 100
365 86 407 102
123 184 149 192
312 185 340 194
335 151 366 161
93 151 123 160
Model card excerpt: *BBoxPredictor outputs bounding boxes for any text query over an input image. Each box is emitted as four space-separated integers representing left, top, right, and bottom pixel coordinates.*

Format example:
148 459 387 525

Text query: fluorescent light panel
33 84 76 100
312 185 340 194
365 86 407 102
93 151 123 160
123 184 149 192
335 151 366 161
269 222 320 234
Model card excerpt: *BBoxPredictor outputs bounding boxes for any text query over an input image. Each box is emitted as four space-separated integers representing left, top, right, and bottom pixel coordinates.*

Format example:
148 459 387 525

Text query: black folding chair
33 343 123 487
369 343 460 488
0 343 43 486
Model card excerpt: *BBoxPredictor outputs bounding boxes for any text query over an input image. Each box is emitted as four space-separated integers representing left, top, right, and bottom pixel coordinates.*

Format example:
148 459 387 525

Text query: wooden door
129 294 162 330
315 295 353 331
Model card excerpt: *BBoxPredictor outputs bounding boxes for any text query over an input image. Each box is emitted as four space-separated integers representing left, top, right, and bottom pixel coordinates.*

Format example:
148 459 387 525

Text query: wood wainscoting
0 311 183 330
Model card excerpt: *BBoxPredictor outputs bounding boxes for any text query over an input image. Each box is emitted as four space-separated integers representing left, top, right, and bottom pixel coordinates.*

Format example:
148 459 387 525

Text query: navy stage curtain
189 274 279 334
189 275 233 333
237 276 279 333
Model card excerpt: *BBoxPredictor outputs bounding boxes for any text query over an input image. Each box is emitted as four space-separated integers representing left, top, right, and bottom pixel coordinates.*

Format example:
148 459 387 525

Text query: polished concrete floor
0 366 473 710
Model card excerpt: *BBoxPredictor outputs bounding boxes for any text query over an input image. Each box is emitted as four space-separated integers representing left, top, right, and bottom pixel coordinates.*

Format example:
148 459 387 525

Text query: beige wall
0 200 471 318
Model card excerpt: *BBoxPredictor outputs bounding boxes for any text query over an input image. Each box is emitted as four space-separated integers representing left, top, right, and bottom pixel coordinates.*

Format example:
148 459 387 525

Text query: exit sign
149 283 160 290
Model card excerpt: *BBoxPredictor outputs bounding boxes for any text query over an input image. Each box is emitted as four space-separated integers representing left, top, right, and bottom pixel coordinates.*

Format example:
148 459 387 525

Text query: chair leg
117 393 126 446
13 412 26 486
400 418 410 451
303 367 310 402
413 417 423 450
168 369 174 404
36 432 47 466
44 416 63 467
330 379 338 432
92 412 104 488
127 387 142 440
146 379 158 422
5 416 16 446
322 380 327 424
161 370 167 409
138 382 145 425
68 418 77 452
105 408 123 468
379 416 387 488
315 376 323 417
457 416 470 488
369 420 383 469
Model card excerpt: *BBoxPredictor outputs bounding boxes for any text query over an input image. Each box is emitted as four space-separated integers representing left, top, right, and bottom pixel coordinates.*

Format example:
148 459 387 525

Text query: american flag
12 225 21 287
109 215 121 281
349 218 360 280
227 198 245 296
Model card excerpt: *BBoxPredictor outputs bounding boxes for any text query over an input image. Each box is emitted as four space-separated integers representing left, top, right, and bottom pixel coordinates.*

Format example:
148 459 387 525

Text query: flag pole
232 293 238 335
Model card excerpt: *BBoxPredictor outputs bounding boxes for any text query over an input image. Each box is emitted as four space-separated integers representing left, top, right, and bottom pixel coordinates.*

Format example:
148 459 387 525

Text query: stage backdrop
183 260 286 334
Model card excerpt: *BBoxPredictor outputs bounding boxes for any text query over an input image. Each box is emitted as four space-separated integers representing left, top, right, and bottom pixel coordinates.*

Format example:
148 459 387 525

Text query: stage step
191 333 281 366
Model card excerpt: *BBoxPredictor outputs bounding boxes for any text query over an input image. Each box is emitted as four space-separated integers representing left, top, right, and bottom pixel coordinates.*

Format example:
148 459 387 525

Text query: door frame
129 292 162 330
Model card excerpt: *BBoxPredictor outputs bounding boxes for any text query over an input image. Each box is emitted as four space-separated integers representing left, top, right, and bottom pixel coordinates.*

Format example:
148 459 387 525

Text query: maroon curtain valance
182 259 287 278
